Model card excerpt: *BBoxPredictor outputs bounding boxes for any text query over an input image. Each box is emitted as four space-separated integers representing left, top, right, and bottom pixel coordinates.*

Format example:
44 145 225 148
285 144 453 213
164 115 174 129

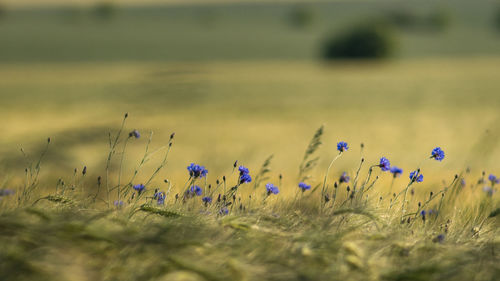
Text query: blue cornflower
298 182 311 191
202 196 212 204
129 129 140 139
113 200 124 207
133 184 145 193
433 234 445 243
339 172 350 183
238 165 250 175
421 209 437 217
239 173 252 184
460 178 466 187
390 166 403 178
337 141 349 153
157 191 165 205
219 207 229 215
0 189 15 196
420 210 427 222
190 185 202 196
483 186 495 196
379 157 391 171
409 171 424 183
266 183 279 195
187 163 208 178
488 174 499 184
431 147 445 161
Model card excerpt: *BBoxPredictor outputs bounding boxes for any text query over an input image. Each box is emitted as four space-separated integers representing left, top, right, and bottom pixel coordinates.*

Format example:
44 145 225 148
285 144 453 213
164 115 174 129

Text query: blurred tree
288 5 315 29
495 7 500 31
321 22 396 60
91 2 116 22
427 8 452 31
0 3 6 20
385 7 452 32
385 9 420 29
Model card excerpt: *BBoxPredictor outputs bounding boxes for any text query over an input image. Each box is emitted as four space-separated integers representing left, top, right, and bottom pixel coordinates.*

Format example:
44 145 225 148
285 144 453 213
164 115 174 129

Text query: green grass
0 201 498 281
0 118 499 281
1 1 500 280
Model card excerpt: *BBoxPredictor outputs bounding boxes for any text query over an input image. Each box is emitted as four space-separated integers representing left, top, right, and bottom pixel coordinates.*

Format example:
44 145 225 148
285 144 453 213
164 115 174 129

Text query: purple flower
187 163 208 178
488 174 499 184
219 207 229 215
409 171 424 183
421 209 436 217
433 234 445 243
202 196 212 204
460 178 466 187
0 189 15 196
129 129 140 139
133 184 145 193
379 157 391 171
390 166 403 177
238 165 251 183
239 173 252 184
339 172 350 183
113 200 124 207
157 191 165 205
266 183 279 195
190 185 202 196
431 147 445 161
238 166 250 175
298 182 311 191
483 186 495 196
337 141 349 152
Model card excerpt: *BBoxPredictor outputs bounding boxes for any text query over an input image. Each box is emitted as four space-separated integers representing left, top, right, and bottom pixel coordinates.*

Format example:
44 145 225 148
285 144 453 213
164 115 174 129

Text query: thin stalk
351 158 364 189
144 143 173 187
320 153 342 210
117 136 131 201
105 114 127 207
412 176 458 219
120 131 154 198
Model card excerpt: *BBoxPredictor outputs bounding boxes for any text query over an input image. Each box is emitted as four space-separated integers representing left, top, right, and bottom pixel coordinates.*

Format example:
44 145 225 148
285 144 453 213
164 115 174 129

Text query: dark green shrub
385 9 420 29
288 5 315 28
321 22 396 60
495 7 500 31
91 2 116 21
0 4 6 20
385 8 452 32
427 8 452 31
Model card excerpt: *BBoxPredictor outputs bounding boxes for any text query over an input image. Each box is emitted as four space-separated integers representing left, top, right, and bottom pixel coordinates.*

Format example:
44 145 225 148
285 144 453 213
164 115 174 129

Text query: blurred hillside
0 0 342 7
0 0 499 62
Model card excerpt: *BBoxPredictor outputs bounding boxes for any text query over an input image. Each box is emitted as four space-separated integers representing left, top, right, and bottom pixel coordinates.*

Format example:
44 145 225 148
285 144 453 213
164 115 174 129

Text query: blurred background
1 0 500 191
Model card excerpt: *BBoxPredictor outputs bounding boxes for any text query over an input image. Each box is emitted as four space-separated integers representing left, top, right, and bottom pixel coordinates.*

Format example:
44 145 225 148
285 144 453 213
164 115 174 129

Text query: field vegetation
0 1 499 280
0 114 499 281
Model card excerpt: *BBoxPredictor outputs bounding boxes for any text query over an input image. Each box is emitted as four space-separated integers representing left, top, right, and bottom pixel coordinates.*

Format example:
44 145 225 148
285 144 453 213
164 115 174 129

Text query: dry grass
0 116 498 280
1 58 499 187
